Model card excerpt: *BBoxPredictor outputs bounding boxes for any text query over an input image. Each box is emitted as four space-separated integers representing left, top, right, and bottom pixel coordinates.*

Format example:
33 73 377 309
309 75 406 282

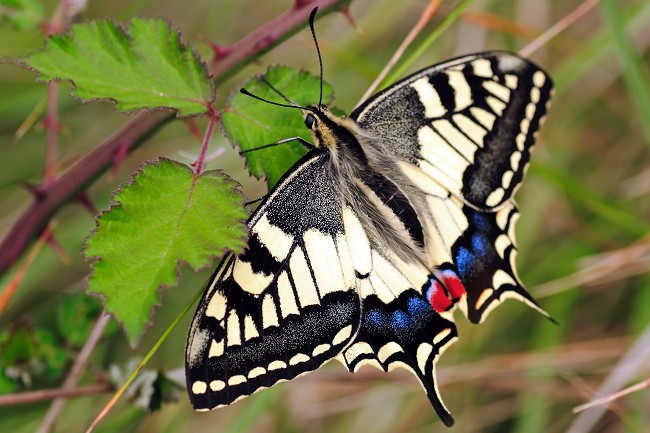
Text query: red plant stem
193 105 218 175
0 384 112 406
0 221 56 314
0 0 350 277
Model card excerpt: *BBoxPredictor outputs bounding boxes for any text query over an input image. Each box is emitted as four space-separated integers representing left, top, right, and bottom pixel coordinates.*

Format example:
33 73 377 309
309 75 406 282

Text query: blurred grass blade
224 387 281 433
84 283 204 433
553 1 650 96
599 0 650 147
531 162 650 237
382 0 475 86
566 322 650 433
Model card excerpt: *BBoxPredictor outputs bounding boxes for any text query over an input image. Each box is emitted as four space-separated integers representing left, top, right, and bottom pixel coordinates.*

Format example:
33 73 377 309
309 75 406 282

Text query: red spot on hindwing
426 270 467 313
427 279 452 313
438 270 466 301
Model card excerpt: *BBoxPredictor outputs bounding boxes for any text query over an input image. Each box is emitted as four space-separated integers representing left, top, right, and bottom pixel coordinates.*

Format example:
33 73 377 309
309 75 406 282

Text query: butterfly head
303 104 359 152
303 108 320 130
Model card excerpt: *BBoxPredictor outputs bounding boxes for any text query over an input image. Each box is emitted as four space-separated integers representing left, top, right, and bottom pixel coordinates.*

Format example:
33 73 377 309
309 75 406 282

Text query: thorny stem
0 0 351 277
42 0 81 185
44 83 59 185
210 0 350 82
0 110 170 276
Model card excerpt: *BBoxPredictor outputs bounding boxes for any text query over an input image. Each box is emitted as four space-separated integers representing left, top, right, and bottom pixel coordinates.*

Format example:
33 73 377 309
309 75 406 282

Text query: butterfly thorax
304 106 430 267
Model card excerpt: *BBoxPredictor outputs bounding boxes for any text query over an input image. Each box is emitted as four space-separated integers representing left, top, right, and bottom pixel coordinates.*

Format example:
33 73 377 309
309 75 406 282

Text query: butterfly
185 9 553 427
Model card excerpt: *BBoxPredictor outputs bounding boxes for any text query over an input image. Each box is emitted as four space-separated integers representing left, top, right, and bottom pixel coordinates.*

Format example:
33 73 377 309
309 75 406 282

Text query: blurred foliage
0 0 43 30
1 0 649 432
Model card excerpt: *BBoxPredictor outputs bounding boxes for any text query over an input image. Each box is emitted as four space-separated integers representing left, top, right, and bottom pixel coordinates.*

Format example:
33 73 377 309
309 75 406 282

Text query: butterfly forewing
186 150 362 409
351 52 553 211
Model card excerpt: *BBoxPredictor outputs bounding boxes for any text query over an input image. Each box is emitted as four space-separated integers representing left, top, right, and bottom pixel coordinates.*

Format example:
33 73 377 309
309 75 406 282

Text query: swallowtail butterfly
186 8 553 427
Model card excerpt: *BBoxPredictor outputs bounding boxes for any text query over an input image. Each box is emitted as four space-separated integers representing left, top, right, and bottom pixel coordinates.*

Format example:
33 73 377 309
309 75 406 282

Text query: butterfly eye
304 113 317 129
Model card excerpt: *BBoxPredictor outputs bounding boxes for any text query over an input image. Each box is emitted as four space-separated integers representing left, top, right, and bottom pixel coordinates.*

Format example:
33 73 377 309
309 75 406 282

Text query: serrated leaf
222 66 333 188
0 0 43 30
84 158 248 346
24 18 213 116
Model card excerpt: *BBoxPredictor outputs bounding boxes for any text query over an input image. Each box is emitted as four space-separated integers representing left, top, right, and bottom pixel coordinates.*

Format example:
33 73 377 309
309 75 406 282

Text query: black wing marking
351 51 553 210
185 150 362 409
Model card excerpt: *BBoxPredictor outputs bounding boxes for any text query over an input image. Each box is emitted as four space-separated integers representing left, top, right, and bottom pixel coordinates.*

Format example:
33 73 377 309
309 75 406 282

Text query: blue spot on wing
455 247 474 279
391 310 411 330
362 295 435 341
365 309 388 332
407 296 431 321
471 233 489 258
455 211 494 280
471 212 489 230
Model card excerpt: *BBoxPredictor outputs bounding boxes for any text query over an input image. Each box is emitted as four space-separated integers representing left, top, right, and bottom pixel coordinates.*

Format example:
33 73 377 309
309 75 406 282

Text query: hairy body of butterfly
186 51 553 427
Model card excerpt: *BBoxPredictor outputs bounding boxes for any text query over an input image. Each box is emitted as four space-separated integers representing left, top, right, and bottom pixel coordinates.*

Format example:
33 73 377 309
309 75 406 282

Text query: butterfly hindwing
423 194 547 323
338 248 458 426
352 52 553 211
186 150 362 409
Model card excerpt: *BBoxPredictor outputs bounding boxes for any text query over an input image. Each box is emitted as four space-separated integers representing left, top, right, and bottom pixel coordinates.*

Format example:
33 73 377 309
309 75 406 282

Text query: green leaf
222 65 333 189
0 321 37 389
0 0 43 30
0 371 18 394
0 320 36 367
0 324 69 385
84 158 248 346
24 18 213 116
33 329 68 380
56 292 107 347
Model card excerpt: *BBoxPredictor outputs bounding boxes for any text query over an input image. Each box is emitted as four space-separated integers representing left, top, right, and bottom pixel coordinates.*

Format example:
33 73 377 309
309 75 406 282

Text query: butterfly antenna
239 88 315 113
308 7 324 108
261 77 300 107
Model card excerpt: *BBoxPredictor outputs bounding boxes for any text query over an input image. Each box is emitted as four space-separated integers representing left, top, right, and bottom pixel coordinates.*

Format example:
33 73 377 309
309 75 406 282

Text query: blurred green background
1 0 649 432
